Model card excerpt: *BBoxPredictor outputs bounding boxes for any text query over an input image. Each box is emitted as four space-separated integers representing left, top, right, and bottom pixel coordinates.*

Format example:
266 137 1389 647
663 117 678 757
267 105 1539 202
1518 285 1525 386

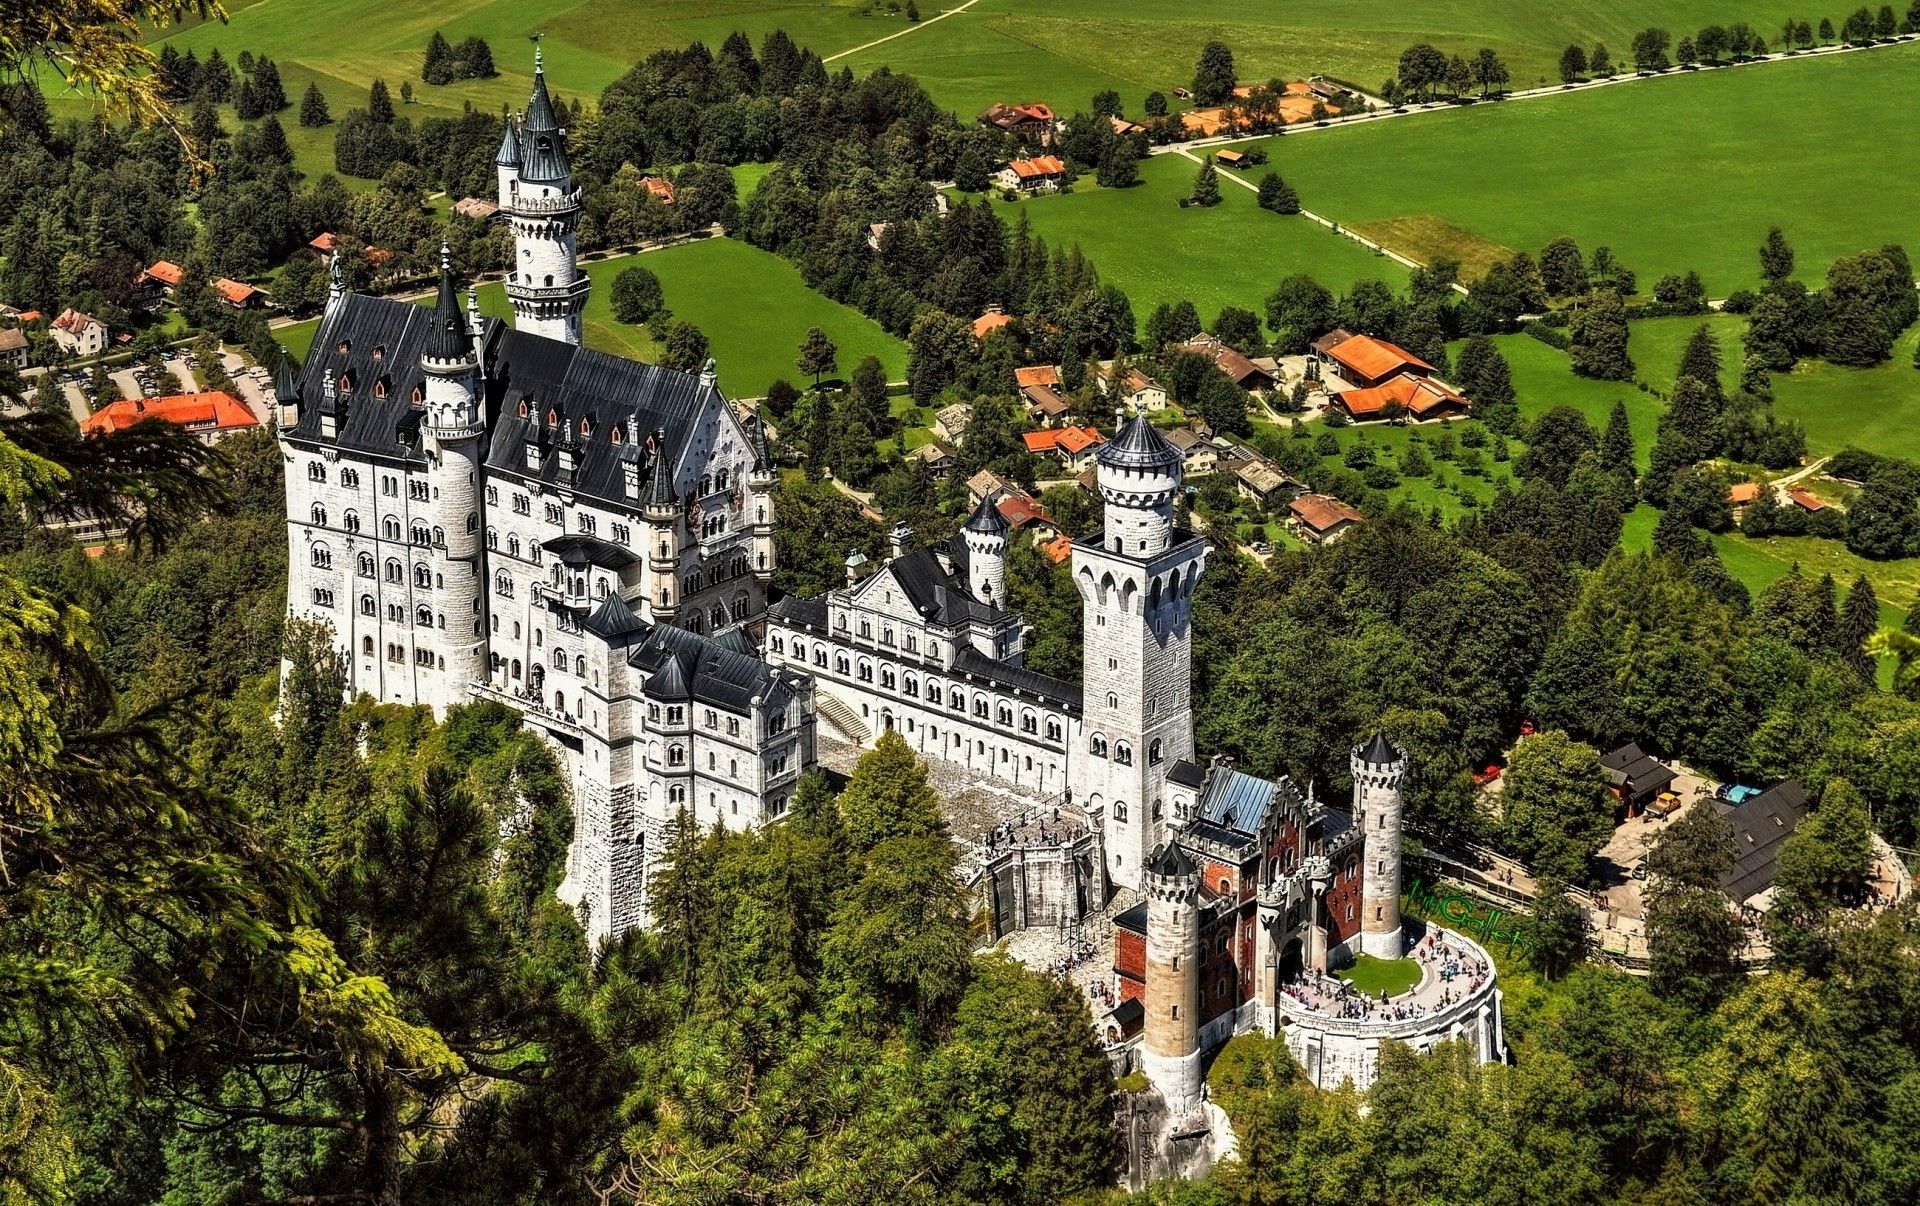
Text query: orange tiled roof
142 260 184 286
973 309 1014 339
1338 374 1467 418
1727 482 1762 504
1324 334 1432 382
1290 493 1364 533
1039 533 1074 563
1008 156 1066 179
996 495 1053 529
1022 425 1105 455
640 176 676 204
1014 365 1061 388
16 310 42 323
82 391 258 437
309 232 338 253
53 308 100 333
214 278 259 305
1787 487 1826 512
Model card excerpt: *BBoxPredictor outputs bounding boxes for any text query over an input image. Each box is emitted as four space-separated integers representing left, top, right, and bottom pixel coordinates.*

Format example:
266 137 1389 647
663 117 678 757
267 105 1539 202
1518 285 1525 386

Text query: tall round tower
1142 842 1204 1116
746 413 777 586
421 242 488 703
963 495 1009 606
494 116 521 211
1351 733 1410 959
503 49 589 345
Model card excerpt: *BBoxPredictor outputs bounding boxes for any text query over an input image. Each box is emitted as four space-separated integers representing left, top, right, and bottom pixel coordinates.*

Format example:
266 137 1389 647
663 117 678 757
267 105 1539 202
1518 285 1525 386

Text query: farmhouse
907 441 957 477
1787 487 1825 513
1109 114 1146 137
453 197 501 221
978 102 1055 142
1727 481 1762 509
1164 427 1222 477
998 156 1068 192
1177 333 1276 392
1314 330 1432 389
0 328 26 369
1232 458 1294 505
1022 424 1106 471
49 309 106 357
639 176 676 205
137 260 184 305
214 278 263 309
933 403 974 442
1334 374 1470 422
1289 493 1364 543
1111 367 1168 411
972 306 1015 340
83 391 259 442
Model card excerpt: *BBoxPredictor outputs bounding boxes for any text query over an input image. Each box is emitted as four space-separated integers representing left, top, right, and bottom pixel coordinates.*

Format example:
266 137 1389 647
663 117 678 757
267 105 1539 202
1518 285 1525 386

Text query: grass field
1771 323 1920 463
279 237 905 397
1228 41 1920 292
1461 333 1658 470
1337 953 1421 997
1010 151 1403 327
1625 314 1747 395
1349 216 1514 283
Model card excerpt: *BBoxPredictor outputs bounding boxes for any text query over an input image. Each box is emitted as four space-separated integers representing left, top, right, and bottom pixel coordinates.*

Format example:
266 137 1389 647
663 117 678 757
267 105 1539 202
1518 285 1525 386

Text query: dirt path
823 0 983 64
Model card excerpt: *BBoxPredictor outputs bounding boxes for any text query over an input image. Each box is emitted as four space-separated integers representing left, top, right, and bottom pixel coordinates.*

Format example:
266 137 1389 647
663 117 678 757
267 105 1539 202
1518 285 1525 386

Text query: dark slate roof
288 292 441 464
964 493 1009 534
274 343 299 408
1356 731 1400 767
1167 759 1206 789
483 326 714 505
544 534 638 571
1183 818 1256 852
582 591 646 639
1719 780 1811 902
646 438 678 507
519 67 571 183
1113 902 1148 934
424 253 471 363
1321 805 1353 842
1111 997 1144 1028
950 646 1080 709
768 592 829 632
495 116 521 167
1600 743 1675 796
629 622 799 714
1146 842 1199 878
1097 413 1182 471
881 540 1005 628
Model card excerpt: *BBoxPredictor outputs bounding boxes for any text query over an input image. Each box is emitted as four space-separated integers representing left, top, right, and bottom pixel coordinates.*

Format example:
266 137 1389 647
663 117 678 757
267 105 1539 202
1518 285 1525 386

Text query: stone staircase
813 691 871 744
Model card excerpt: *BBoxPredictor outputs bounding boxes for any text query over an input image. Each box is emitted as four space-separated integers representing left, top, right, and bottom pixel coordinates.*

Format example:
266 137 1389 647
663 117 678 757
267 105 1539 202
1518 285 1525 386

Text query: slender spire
646 431 677 510
518 44 571 182
424 239 469 362
964 493 1009 535
494 115 521 166
273 343 299 408
750 412 773 472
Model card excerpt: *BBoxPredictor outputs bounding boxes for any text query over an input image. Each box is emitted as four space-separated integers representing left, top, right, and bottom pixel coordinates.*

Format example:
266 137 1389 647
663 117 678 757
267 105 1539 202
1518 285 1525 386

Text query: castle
278 56 1501 1113
279 55 815 941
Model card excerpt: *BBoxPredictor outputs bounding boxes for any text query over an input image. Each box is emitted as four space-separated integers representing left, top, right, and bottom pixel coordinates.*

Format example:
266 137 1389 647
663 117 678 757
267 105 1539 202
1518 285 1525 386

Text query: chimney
889 523 913 560
525 437 544 472
622 458 641 500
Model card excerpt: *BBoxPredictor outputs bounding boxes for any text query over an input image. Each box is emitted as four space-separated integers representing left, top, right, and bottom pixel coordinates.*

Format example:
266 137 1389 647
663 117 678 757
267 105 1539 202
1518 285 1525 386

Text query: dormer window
579 416 594 437
545 407 559 427
371 346 384 362
373 376 389 398
610 424 624 445
409 385 423 405
336 370 353 393
517 398 530 418
336 340 350 354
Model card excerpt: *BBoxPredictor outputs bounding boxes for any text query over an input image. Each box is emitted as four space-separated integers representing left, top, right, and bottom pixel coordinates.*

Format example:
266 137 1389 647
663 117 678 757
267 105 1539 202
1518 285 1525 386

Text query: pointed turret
424 241 471 364
646 440 678 515
643 649 693 702
519 52 572 183
273 343 300 427
502 48 587 343
494 116 522 167
963 494 1009 607
964 493 1010 534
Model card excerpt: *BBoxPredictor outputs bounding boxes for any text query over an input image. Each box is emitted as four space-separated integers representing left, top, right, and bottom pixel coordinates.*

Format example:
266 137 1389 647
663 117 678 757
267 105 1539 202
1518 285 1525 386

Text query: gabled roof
214 278 260 305
82 391 258 436
309 232 338 253
1324 333 1432 381
1599 742 1674 795
972 310 1014 339
1021 384 1070 414
1038 533 1073 562
1337 374 1467 418
0 329 26 353
1007 156 1066 179
1727 482 1762 504
1290 493 1363 533
582 591 647 639
1023 425 1105 455
949 644 1080 709
1014 365 1061 389
1787 487 1825 512
1718 780 1810 903
995 494 1052 529
639 176 675 204
52 308 101 333
141 260 184 286
629 622 802 713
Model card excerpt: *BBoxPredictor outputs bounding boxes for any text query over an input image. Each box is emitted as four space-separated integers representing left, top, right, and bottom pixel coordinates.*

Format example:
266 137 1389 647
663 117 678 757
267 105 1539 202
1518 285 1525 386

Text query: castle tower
503 49 589 345
747 414 777 585
1351 733 1410 959
1142 842 1204 1116
494 115 521 210
644 432 681 621
962 495 1009 606
1071 415 1208 890
421 242 489 703
272 343 300 429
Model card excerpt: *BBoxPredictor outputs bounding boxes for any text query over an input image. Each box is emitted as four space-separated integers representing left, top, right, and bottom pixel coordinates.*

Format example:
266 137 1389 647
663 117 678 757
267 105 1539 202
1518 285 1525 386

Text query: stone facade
279 59 809 945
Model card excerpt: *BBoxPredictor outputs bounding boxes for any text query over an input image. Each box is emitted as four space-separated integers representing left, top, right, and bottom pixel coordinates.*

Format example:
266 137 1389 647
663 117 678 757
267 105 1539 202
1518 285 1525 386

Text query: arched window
343 509 361 534
310 503 327 527
575 654 586 677
1114 801 1128 822
880 668 895 689
1091 734 1109 758
385 558 402 583
857 659 873 683
361 635 374 656
431 526 445 547
495 570 514 597
411 522 430 546
904 673 919 697
1149 739 1164 765
836 654 849 675
383 516 401 540
415 605 433 627
1106 691 1119 710
340 468 359 489
360 595 375 616
414 563 432 588
1047 718 1062 741
357 552 375 578
552 648 567 671
996 704 1012 726
310 544 332 568
1021 710 1037 734
307 462 326 482
668 745 685 766
1115 742 1133 766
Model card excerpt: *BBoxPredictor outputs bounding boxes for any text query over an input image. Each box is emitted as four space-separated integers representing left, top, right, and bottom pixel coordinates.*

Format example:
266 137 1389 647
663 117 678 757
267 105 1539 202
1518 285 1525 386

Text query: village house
1108 114 1146 137
1215 148 1249 170
995 492 1056 539
1177 332 1277 392
977 102 1055 143
1334 374 1470 423
453 197 501 221
1015 365 1072 426
1289 493 1365 543
639 176 676 205
907 440 958 478
1022 424 1107 472
1164 427 1222 477
0 327 26 369
1232 457 1295 506
82 391 260 443
1727 481 1763 516
972 306 1015 341
1313 330 1432 390
1111 367 1169 412
1038 532 1074 564
1787 486 1826 513
966 468 1025 508
137 260 184 306
1720 780 1811 911
49 309 107 357
298 232 339 262
997 155 1068 193
1599 742 1677 817
214 278 264 309
933 402 974 443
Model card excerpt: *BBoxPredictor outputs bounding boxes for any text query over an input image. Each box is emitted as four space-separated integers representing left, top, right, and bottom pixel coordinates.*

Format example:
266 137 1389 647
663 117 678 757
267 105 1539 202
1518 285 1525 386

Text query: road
823 0 982 64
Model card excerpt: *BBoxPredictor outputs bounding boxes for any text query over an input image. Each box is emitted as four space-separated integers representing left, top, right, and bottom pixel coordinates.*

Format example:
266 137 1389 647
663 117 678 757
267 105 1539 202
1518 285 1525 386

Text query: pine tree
1192 40 1237 105
400 80 413 106
422 30 455 85
1256 171 1300 214
456 36 496 79
200 46 234 103
1601 399 1637 467
1759 226 1795 284
1569 289 1633 379
1190 156 1222 208
1838 575 1880 680
299 81 331 127
368 78 394 123
1678 323 1725 405
906 0 920 20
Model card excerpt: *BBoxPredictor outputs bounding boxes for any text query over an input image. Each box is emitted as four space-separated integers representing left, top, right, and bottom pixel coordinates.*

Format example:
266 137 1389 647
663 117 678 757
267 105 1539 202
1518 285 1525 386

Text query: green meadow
279 237 904 397
1008 150 1403 328
1230 41 1920 292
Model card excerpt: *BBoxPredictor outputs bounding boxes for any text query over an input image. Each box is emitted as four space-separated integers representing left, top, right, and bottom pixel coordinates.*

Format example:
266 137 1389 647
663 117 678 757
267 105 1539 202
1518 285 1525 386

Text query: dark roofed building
1600 742 1676 809
1718 780 1811 906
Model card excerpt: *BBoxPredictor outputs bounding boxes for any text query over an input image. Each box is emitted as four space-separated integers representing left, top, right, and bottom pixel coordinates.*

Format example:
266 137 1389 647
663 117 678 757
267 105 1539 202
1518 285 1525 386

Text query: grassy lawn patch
1232 41 1920 291
1337 953 1421 998
1349 215 1515 282
1770 323 1920 462
1625 314 1746 395
1454 333 1657 471
1006 151 1402 329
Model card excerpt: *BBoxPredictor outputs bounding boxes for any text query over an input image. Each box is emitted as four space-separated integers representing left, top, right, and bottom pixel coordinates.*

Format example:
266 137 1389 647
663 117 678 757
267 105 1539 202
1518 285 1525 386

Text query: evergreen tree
1838 574 1880 681
1256 171 1300 214
299 80 331 126
1095 137 1138 189
1644 803 1740 1008
422 30 455 85
1192 40 1238 105
1569 289 1633 379
1600 399 1636 469
456 35 495 79
1190 156 1222 207
661 320 709 372
200 46 234 102
1678 324 1726 405
1759 225 1795 285
837 729 947 854
953 144 990 192
906 0 920 20
367 78 395 123
848 355 891 433
796 325 839 385
1766 778 1873 971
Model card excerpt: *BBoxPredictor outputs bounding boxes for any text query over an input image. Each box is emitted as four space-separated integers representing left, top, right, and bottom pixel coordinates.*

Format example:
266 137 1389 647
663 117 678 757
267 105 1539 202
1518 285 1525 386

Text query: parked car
1471 764 1503 787
1646 791 1683 818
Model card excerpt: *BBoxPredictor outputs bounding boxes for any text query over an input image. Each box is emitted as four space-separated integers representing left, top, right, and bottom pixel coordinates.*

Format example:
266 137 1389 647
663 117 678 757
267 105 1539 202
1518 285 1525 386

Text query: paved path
824 0 982 64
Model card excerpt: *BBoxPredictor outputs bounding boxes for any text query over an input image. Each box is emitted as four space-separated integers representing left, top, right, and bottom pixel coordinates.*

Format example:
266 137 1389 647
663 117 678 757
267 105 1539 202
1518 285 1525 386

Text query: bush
1524 321 1573 350
1722 288 1759 314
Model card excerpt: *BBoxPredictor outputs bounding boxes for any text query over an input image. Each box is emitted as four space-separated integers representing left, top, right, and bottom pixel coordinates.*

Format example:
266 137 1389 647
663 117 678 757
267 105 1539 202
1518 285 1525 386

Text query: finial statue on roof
530 30 544 73
327 247 345 303
440 237 452 274
699 357 717 390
